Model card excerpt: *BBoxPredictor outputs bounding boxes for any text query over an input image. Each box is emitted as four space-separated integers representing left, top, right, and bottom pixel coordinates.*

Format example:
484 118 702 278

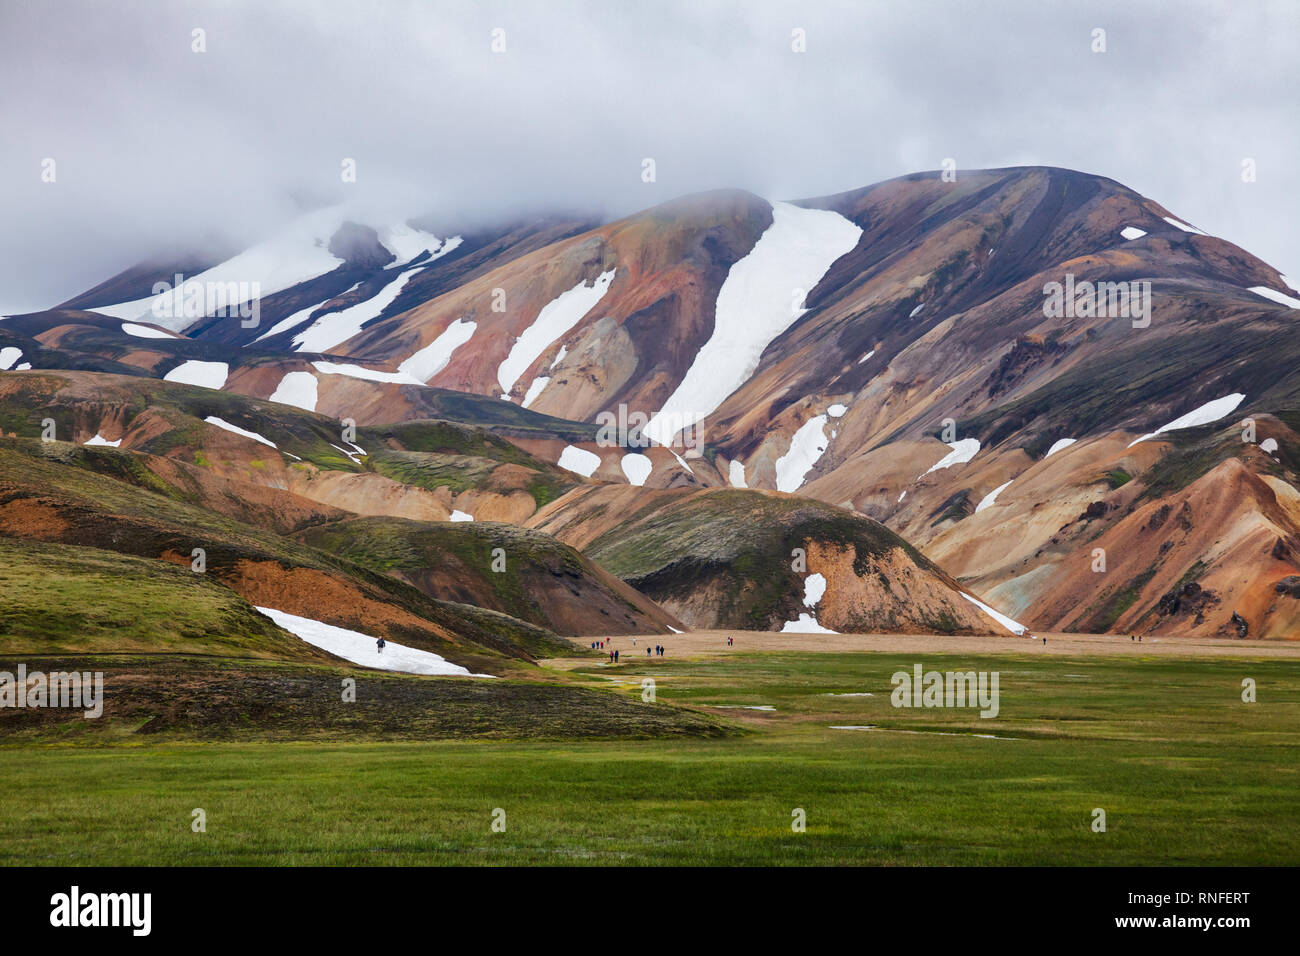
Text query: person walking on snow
377 637 386 654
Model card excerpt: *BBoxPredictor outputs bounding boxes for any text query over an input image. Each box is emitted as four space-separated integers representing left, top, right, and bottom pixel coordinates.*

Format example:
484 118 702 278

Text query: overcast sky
1 0 1296 312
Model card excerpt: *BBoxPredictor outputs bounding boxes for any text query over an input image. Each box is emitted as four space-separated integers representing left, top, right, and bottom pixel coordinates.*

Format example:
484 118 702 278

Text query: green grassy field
2 649 1296 865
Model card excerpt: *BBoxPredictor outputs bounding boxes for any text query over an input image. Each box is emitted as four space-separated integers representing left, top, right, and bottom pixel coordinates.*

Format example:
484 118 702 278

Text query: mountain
526 485 996 634
4 165 1298 639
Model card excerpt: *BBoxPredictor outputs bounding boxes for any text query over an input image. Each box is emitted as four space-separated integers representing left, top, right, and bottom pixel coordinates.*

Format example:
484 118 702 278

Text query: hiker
1130 635 1135 642
647 647 651 657
1042 637 1046 645
633 638 637 646
614 649 619 662
377 637 386 654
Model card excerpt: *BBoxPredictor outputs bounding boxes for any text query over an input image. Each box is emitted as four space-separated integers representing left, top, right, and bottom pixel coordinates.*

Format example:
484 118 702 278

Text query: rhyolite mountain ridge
3 165 1299 648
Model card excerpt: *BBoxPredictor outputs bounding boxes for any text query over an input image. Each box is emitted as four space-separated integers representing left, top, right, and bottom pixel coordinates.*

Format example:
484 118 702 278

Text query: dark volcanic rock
1274 575 1300 598
1230 611 1249 638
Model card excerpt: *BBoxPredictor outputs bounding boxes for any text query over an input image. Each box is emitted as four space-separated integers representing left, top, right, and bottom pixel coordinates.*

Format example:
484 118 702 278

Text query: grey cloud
1 0 1296 312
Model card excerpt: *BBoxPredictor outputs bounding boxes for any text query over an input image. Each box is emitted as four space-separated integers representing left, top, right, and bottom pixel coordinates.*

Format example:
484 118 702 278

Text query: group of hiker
588 639 669 662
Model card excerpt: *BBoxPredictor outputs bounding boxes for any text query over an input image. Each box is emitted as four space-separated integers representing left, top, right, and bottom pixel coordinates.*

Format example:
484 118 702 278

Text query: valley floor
557 629 1300 661
2 637 1297 865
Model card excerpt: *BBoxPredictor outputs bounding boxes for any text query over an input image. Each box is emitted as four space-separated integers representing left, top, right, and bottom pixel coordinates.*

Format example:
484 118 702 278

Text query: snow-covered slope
644 201 862 445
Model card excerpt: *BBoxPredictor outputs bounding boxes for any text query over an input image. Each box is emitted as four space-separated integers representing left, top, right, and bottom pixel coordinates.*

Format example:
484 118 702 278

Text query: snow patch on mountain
164 360 228 389
253 282 364 343
94 207 350 328
558 444 601 477
781 573 836 633
269 371 318 411
959 592 1026 635
802 573 827 607
1120 226 1147 240
729 459 747 488
329 443 362 464
1127 393 1246 447
922 438 980 477
450 510 474 522
858 350 875 364
975 480 1013 513
204 416 276 448
379 225 462 267
0 347 23 370
497 269 616 395
1044 438 1077 458
312 361 422 385
782 615 838 633
1248 286 1300 309
644 201 862 445
294 267 421 353
1163 216 1208 236
399 317 477 383
256 606 488 677
84 433 121 447
775 414 831 492
521 376 549 408
620 453 652 486
669 449 695 475
121 322 178 339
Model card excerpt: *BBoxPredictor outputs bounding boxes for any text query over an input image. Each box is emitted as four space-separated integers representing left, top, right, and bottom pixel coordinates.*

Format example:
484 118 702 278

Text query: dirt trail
546 629 1300 664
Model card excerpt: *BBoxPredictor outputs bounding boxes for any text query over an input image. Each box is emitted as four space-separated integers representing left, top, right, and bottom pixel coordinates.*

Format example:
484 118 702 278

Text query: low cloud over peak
1 0 1296 312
